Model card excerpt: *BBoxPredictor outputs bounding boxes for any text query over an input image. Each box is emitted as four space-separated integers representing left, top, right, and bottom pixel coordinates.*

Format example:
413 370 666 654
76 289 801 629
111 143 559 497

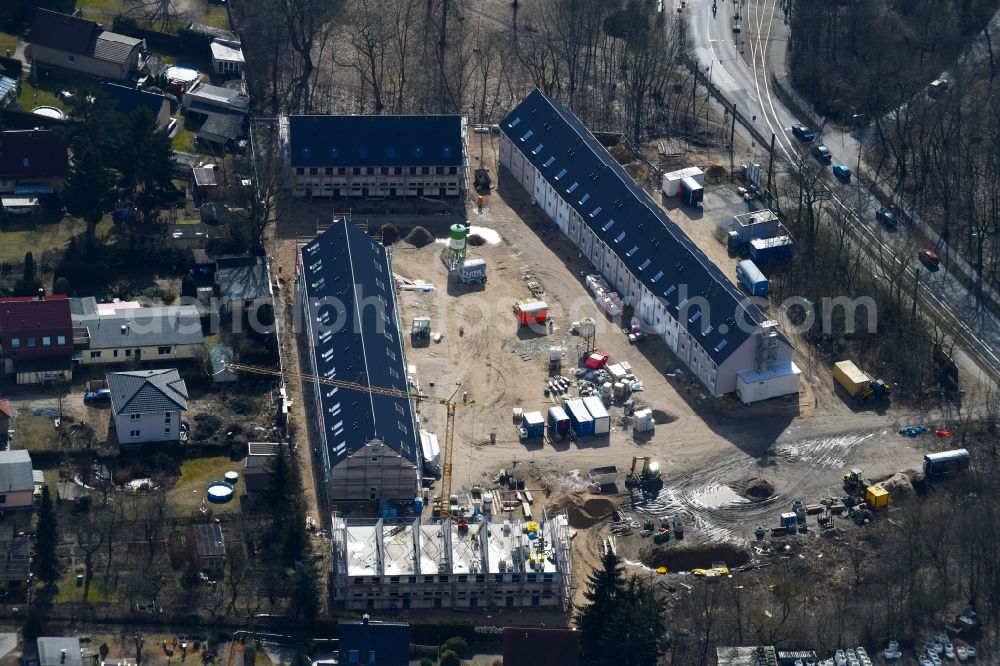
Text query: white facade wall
114 409 181 443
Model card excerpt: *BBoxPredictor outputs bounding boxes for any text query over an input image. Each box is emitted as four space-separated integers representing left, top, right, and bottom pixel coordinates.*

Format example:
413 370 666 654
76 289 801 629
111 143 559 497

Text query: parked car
791 124 815 142
84 388 112 404
832 164 852 181
812 144 832 164
876 207 898 226
918 248 941 268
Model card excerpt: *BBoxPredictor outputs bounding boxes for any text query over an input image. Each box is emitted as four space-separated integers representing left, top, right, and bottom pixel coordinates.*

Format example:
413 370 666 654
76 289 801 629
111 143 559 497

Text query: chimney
362 613 370 625
37 288 45 301
60 649 67 664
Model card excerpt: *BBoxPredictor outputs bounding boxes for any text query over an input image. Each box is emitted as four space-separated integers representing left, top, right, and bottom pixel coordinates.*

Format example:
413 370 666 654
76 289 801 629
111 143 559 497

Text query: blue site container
548 406 570 434
565 399 595 437
522 411 545 439
737 259 768 297
750 235 793 264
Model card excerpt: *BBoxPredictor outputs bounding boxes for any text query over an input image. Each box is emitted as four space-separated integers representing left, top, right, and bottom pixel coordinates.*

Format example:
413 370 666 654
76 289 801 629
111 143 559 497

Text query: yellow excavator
625 456 662 490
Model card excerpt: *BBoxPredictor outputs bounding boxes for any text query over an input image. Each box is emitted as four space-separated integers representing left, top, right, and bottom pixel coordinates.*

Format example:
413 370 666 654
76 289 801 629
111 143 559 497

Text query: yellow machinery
625 456 662 489
226 362 472 517
866 485 889 509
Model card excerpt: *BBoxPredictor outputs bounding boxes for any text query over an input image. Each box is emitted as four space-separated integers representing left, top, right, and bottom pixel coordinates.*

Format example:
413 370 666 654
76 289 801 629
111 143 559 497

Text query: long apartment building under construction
330 514 573 611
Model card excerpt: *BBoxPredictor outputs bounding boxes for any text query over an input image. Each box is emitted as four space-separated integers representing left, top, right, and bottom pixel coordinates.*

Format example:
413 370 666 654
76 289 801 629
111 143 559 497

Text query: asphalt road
686 0 1000 384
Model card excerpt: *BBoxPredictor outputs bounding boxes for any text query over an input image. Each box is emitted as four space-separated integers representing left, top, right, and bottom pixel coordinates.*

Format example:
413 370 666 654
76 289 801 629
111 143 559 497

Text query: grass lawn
0 216 113 264
14 414 61 453
254 651 273 666
0 31 20 57
201 5 230 30
17 77 69 113
171 127 197 152
166 456 242 518
53 572 120 603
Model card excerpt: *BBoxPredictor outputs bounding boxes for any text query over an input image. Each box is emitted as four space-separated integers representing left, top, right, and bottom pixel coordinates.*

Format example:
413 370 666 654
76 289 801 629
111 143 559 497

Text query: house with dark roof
215 254 272 316
101 83 171 131
0 295 73 385
107 369 188 443
70 297 204 366
208 344 236 383
28 9 145 82
243 442 279 493
35 637 83 666
279 114 467 198
338 617 410 666
502 628 581 666
0 129 70 196
299 219 420 501
499 90 800 402
0 450 34 508
190 523 226 571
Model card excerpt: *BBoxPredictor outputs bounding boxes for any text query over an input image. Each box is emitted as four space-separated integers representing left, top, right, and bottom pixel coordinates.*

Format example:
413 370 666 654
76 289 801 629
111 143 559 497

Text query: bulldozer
625 456 663 490
843 468 866 492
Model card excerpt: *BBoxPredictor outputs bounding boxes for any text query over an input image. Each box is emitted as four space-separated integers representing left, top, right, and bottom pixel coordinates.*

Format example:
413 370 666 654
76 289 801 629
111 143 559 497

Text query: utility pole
730 104 737 180
766 132 775 199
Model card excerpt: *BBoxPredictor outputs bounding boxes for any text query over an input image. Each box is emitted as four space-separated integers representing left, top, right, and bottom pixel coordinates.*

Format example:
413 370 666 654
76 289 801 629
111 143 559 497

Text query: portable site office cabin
661 166 704 196
547 405 570 435
923 449 970 478
521 411 545 439
582 395 610 434
680 176 704 205
565 398 595 436
736 260 768 297
515 300 548 324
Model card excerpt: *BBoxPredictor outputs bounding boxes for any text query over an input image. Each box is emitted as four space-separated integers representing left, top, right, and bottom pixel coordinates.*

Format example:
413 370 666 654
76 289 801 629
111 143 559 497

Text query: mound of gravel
564 496 617 529
404 226 435 247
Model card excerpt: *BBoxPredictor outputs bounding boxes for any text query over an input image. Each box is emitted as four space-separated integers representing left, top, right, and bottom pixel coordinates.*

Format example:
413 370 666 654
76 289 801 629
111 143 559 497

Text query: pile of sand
743 477 775 500
640 543 750 572
564 496 617 529
404 226 435 247
877 472 914 500
467 234 486 246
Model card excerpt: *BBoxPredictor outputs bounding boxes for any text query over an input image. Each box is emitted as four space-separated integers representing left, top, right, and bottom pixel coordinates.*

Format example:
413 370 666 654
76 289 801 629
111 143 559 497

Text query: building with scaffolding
298 218 421 503
331 514 574 611
498 90 799 402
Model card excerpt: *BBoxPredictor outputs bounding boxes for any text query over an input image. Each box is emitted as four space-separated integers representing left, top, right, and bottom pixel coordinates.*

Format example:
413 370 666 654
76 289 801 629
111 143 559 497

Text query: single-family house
196 112 244 151
0 295 73 385
28 9 145 82
0 129 70 196
337 617 410 666
210 39 244 77
190 523 226 572
0 531 31 592
108 369 188 444
0 450 34 508
215 255 272 316
0 400 9 442
101 82 172 132
244 441 279 493
36 637 83 666
0 76 16 108
278 114 467 198
70 297 204 366
208 344 236 383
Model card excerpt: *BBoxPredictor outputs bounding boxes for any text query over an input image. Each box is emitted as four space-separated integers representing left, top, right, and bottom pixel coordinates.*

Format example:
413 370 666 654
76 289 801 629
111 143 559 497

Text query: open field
53 572 120 603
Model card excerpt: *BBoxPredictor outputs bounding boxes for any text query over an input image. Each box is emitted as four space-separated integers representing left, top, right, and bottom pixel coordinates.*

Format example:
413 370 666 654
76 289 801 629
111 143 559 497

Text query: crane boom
226 362 471 517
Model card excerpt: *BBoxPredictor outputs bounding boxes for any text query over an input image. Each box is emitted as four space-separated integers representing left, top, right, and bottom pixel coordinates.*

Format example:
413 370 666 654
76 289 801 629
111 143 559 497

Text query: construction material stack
833 360 891 402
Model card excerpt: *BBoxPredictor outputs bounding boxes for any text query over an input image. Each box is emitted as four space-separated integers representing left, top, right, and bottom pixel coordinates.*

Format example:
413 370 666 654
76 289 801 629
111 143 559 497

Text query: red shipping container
585 352 609 369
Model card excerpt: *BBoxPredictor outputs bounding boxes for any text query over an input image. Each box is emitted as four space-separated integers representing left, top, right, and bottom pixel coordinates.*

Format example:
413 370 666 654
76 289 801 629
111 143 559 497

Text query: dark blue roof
338 619 410 666
301 220 419 465
101 83 168 119
287 115 464 168
501 90 789 363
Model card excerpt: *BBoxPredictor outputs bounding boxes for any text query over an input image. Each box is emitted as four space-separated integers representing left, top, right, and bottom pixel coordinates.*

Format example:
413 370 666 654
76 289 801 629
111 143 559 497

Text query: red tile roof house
0 295 74 385
0 129 70 196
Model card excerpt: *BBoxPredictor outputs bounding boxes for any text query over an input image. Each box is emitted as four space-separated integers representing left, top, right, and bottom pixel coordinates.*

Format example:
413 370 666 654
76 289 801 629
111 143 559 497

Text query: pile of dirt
876 472 914 500
743 477 775 500
607 141 633 165
467 234 486 246
563 495 617 529
705 164 727 178
650 409 677 425
404 226 435 247
639 543 750 572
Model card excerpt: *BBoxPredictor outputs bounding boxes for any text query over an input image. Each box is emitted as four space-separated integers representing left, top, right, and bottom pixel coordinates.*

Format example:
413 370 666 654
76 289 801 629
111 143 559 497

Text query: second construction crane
226 362 472 517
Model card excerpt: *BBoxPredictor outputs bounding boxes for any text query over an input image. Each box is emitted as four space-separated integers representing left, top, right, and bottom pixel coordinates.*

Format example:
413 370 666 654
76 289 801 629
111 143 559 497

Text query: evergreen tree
63 140 117 256
35 485 59 583
575 551 625 655
264 443 296 509
289 561 319 621
116 107 180 221
280 505 309 566
22 252 34 282
599 576 665 666
181 275 198 300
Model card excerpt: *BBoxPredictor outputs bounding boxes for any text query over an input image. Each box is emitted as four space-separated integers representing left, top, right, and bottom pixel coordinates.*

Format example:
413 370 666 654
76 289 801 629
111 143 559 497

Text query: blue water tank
414 497 423 514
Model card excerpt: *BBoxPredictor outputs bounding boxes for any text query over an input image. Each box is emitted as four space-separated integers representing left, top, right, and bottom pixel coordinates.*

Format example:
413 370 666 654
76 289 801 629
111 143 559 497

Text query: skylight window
703 325 713 336
532 144 543 155
521 130 534 142
652 270 664 282
567 182 579 193
664 285 677 297
614 231 626 243
689 311 702 323
358 146 368 158
543 156 556 167
715 340 728 352
589 206 602 218
602 219 615 232
555 168 567 180
579 193 590 204
330 147 339 158
678 297 689 309
386 147 396 158
638 259 651 270
415 147 423 157
302 147 311 159
443 146 452 158
509 117 521 127
626 245 639 257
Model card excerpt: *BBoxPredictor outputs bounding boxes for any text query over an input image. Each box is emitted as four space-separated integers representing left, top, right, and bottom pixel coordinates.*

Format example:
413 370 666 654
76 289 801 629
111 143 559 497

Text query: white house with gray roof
0 449 35 508
70 298 204 366
499 90 800 404
108 369 188 443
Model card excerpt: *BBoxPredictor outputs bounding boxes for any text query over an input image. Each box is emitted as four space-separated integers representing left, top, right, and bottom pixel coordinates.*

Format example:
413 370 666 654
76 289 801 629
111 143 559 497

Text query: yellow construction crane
225 362 472 517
